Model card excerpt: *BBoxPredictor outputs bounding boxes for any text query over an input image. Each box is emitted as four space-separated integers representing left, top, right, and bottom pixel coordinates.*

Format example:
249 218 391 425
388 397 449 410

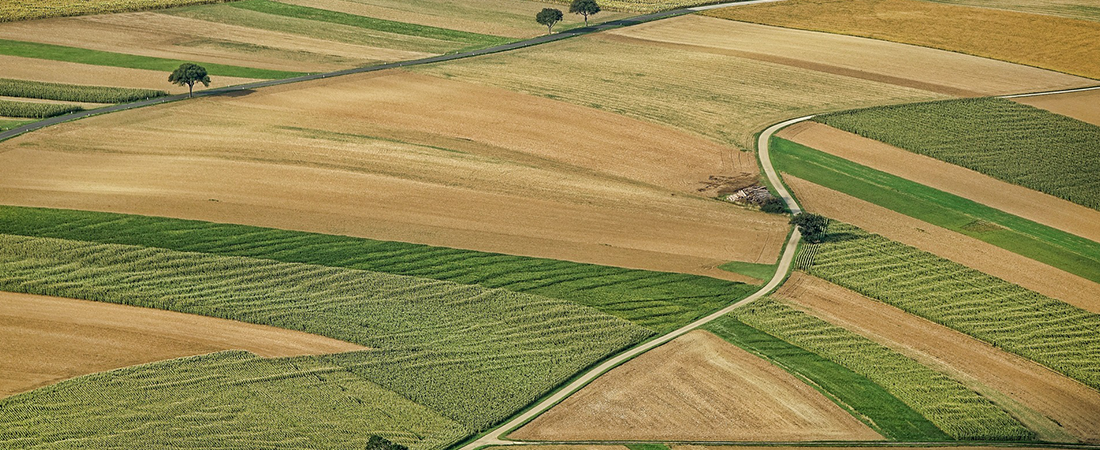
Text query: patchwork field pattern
705 0 1100 79
0 0 226 22
807 222 1100 392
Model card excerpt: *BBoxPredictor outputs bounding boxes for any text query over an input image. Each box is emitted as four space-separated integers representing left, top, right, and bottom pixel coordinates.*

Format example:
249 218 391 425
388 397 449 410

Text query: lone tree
168 63 210 98
536 8 564 34
570 0 600 26
790 212 829 243
365 436 407 450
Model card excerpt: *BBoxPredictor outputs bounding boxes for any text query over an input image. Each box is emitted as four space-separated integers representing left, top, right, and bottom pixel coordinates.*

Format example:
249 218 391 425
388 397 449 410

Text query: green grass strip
0 39 305 79
718 260 777 281
0 351 468 450
771 137 1100 283
0 206 756 334
731 298 1032 441
0 118 34 131
807 222 1100 393
0 78 166 103
816 98 1100 210
227 0 511 48
705 316 949 441
0 99 83 118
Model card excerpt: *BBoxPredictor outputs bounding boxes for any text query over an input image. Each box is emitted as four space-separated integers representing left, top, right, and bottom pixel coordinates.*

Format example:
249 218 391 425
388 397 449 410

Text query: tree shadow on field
213 89 256 98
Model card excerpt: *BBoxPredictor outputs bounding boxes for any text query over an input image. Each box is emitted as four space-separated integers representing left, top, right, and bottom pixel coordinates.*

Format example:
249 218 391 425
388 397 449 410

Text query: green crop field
807 222 1100 392
771 137 1100 284
0 99 83 118
0 352 467 449
0 78 165 103
816 98 1100 211
0 233 652 432
705 316 950 441
0 206 757 333
731 298 1031 441
0 39 305 80
0 0 228 22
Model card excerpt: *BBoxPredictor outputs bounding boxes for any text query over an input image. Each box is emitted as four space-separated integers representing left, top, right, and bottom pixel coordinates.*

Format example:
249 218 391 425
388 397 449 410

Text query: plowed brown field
0 55 259 94
776 273 1100 443
783 175 1100 312
778 121 1100 243
609 16 1092 96
510 330 881 442
0 70 788 277
1013 89 1100 126
705 0 1100 79
0 292 366 398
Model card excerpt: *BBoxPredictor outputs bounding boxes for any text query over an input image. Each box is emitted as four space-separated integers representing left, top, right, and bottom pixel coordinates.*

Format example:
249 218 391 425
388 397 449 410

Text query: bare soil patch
0 70 788 278
1013 88 1100 126
776 273 1100 443
610 16 1092 96
0 55 259 94
784 175 1100 312
510 330 881 441
0 291 366 398
779 121 1100 243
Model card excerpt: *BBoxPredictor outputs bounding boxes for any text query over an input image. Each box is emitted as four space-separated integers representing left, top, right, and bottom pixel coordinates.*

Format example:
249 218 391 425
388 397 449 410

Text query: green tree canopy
536 8 564 34
168 63 211 98
790 213 829 243
569 0 600 26
364 435 408 450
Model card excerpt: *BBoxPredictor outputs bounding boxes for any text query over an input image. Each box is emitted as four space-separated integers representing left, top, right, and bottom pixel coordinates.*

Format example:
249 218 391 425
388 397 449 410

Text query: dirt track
609 16 1093 97
776 273 1100 443
783 175 1100 312
779 121 1100 244
0 291 366 398
1013 88 1100 126
0 70 788 278
510 330 881 442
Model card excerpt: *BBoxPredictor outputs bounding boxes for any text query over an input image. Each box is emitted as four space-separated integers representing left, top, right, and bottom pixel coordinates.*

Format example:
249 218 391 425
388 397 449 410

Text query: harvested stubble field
0 54 260 94
0 233 652 436
608 16 1092 97
817 98 1100 211
922 0 1100 22
510 330 881 442
413 28 946 152
776 273 1100 443
1013 88 1100 127
807 222 1100 392
705 0 1100 79
543 0 716 13
732 298 1031 441
0 0 226 22
781 175 1100 312
0 70 790 278
0 351 469 450
0 206 761 334
0 291 364 398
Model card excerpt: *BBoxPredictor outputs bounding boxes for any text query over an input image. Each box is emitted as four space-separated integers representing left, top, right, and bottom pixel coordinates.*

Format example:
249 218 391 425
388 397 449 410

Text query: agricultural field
0 54 260 94
1013 88 1100 126
806 222 1100 392
0 0 226 22
922 0 1100 22
0 70 791 279
704 0 1100 79
780 175 1100 312
1 291 365 397
543 0 717 13
0 78 165 118
732 298 1030 441
816 98 1100 210
510 330 882 442
775 273 1100 442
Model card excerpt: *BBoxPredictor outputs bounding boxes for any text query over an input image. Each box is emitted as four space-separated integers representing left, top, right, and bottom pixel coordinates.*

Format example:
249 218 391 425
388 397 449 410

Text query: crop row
733 298 1032 440
816 98 1100 210
0 99 82 118
807 222 1100 391
0 351 468 449
0 233 652 430
0 78 166 103
0 206 755 333
0 0 228 22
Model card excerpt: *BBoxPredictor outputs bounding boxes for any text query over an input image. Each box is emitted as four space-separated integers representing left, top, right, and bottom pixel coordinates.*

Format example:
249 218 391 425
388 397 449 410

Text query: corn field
0 99 82 118
734 298 1033 440
0 0 230 22
806 222 1100 391
816 98 1100 210
0 78 166 103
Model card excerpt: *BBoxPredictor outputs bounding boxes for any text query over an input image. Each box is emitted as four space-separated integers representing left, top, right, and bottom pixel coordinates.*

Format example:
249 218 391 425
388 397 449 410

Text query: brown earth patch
0 55 259 94
783 175 1100 313
1013 88 1100 126
779 121 1100 243
0 291 366 398
776 273 1100 443
0 70 787 278
609 16 1092 96
509 330 881 442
